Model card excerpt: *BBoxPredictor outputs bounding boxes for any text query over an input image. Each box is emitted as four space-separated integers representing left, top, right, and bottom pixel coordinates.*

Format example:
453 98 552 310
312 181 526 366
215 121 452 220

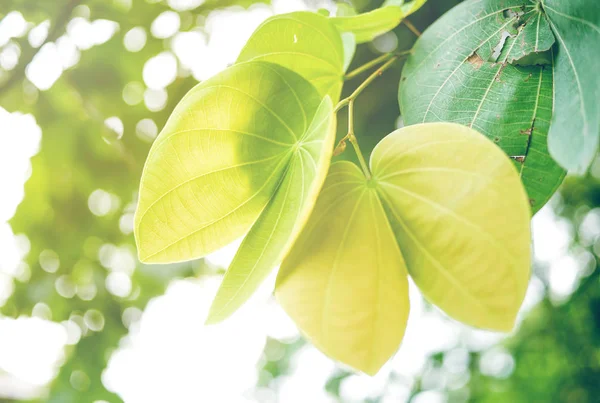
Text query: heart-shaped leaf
277 123 531 374
237 12 346 102
543 0 600 174
135 61 335 320
400 0 565 213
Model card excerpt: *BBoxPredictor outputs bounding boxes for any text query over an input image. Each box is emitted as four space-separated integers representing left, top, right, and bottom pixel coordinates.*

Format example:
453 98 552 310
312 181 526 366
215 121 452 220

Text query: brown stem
403 19 422 37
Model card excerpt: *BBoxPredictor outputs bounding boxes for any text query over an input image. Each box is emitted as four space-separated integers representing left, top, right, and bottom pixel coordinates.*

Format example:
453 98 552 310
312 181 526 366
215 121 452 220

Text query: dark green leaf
543 0 600 174
507 11 555 65
399 0 565 213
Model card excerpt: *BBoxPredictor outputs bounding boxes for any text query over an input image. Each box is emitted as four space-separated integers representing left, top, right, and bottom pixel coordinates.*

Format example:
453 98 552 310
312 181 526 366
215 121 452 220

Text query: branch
344 53 395 81
334 55 402 175
335 54 401 113
0 0 83 96
403 19 422 37
344 50 412 81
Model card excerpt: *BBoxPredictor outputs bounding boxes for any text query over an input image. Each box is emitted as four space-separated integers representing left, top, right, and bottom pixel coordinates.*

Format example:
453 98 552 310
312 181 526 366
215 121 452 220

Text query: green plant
134 0 599 375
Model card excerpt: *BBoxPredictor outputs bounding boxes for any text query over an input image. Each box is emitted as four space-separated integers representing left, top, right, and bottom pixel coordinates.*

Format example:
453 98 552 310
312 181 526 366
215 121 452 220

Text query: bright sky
0 0 590 402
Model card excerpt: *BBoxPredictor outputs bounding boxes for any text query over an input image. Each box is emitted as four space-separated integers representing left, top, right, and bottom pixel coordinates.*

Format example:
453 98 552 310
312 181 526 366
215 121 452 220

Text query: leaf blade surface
238 12 345 101
276 162 410 375
543 0 600 173
371 123 532 332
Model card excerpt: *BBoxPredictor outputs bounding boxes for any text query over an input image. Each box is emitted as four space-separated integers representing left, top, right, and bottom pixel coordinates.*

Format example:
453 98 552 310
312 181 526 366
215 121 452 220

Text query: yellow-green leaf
382 0 428 16
206 97 336 324
135 61 333 273
401 0 428 16
544 0 600 174
276 161 410 375
237 12 345 102
331 0 428 44
277 123 531 374
372 123 531 332
331 7 404 44
341 32 357 72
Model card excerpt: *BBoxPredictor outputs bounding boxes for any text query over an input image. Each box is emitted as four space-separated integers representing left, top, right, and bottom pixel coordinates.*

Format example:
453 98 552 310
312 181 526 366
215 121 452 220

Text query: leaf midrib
519 64 545 173
542 3 600 34
321 189 368 344
469 28 526 130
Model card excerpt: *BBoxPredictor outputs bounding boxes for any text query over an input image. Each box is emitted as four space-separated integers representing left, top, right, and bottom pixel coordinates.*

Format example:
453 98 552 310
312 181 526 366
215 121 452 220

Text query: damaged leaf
476 6 555 65
489 30 513 62
399 0 565 213
506 11 555 65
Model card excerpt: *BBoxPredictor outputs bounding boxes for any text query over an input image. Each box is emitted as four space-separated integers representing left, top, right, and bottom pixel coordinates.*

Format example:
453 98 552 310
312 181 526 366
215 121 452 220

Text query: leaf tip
136 241 171 264
135 240 159 264
361 362 386 377
467 312 518 334
136 247 152 264
204 314 222 326
492 316 518 334
205 303 233 326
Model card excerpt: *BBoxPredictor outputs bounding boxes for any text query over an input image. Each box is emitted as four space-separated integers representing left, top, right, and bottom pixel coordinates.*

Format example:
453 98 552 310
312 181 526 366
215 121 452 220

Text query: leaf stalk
403 19 422 37
334 55 401 178
346 100 372 179
344 53 395 80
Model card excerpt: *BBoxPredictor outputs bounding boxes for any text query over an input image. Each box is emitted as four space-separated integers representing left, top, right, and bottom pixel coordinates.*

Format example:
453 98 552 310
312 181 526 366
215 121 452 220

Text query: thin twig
344 53 395 80
344 50 412 81
334 56 400 173
403 19 422 37
0 0 83 96
348 56 400 100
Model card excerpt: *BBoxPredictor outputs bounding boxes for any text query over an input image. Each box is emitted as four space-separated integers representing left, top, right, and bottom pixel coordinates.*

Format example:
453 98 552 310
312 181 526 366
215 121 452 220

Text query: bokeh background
1 0 599 402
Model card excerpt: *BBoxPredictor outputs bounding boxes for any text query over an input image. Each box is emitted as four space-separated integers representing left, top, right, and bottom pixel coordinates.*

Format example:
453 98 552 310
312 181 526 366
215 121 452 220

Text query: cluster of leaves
1 0 598 399
133 0 565 375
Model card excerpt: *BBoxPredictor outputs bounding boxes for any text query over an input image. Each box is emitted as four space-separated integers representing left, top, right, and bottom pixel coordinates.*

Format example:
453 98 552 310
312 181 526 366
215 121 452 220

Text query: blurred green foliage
0 0 598 402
